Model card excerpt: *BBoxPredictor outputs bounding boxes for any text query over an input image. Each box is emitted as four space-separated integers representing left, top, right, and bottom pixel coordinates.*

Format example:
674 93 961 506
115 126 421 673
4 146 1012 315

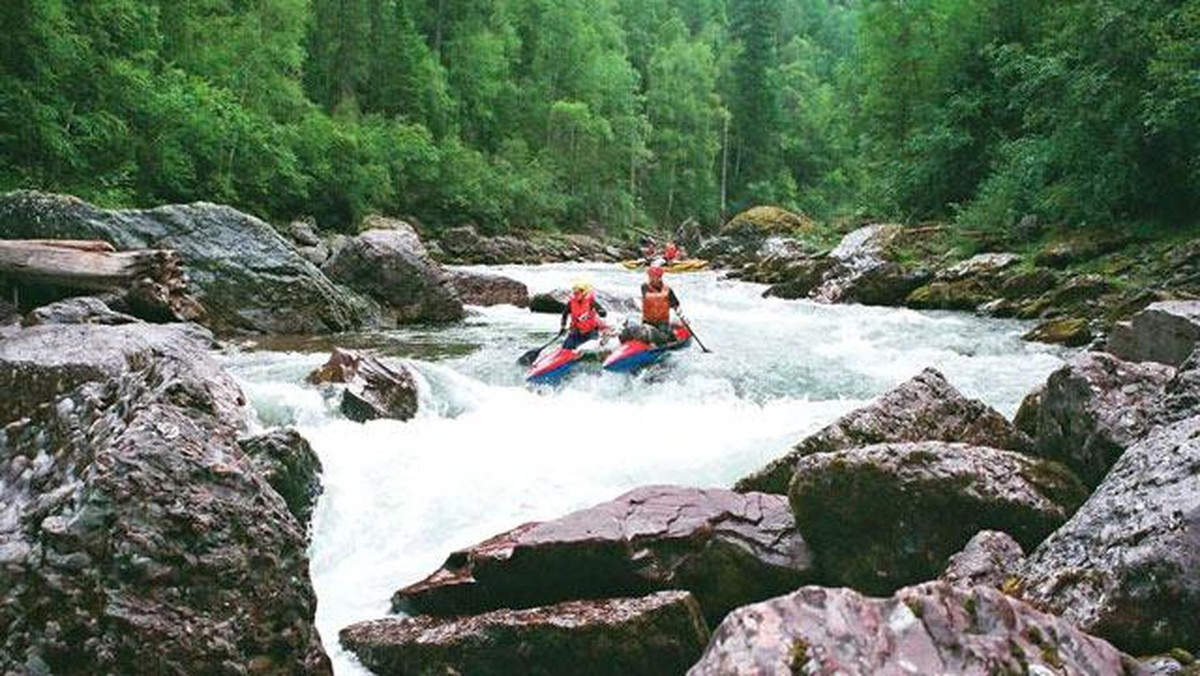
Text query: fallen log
0 239 203 322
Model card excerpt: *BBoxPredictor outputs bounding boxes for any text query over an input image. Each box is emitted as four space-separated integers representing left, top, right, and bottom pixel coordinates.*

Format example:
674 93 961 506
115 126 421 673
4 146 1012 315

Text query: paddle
676 313 712 353
517 329 565 366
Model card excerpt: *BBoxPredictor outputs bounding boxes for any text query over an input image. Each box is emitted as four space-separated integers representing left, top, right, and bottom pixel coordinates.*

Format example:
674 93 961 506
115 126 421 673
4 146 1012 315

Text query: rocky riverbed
3 191 1200 676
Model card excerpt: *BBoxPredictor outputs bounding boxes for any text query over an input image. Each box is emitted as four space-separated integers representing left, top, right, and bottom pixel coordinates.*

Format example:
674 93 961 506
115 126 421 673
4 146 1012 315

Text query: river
222 263 1071 675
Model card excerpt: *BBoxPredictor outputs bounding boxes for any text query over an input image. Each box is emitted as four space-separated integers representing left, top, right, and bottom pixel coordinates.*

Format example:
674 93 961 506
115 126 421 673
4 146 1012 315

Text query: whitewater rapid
222 263 1072 675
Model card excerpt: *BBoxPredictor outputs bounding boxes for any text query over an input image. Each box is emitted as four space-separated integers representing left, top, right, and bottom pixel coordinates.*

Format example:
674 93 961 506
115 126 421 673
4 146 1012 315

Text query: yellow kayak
620 258 709 272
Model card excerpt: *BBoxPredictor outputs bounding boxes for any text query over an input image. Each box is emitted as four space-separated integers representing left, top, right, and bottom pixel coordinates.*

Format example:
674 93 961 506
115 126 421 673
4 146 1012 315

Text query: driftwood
0 239 203 322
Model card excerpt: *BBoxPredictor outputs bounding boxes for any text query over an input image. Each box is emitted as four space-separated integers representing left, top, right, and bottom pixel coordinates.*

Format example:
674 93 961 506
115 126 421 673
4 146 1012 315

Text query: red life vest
664 243 680 262
643 283 671 324
569 291 601 333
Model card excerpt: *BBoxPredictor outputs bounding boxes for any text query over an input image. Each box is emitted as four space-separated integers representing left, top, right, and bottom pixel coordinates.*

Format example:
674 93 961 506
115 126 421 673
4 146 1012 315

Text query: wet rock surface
239 427 324 528
940 530 1025 589
0 190 375 334
322 225 463 325
789 441 1088 593
1016 351 1176 487
22 296 139 327
1020 415 1200 655
736 368 1031 494
687 582 1135 676
0 322 330 675
447 269 530 307
392 485 813 625
307 348 419 422
343 591 709 676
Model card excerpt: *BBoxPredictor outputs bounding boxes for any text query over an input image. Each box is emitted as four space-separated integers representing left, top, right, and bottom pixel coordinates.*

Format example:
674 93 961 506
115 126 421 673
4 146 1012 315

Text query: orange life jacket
569 291 601 333
643 283 671 324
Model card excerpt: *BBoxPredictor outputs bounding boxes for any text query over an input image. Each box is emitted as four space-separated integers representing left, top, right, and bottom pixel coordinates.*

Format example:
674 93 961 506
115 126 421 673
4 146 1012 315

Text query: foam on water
221 263 1072 674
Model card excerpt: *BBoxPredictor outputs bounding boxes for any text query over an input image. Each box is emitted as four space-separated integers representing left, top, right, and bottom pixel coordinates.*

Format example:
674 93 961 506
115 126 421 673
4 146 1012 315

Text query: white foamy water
221 263 1072 675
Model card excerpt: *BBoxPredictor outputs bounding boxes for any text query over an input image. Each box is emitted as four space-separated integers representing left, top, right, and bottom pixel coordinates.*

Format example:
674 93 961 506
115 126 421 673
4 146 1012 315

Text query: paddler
560 279 608 349
663 241 681 264
640 262 682 345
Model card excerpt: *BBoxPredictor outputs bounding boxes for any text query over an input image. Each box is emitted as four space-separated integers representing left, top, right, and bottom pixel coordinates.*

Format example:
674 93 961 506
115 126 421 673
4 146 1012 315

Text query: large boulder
788 442 1088 593
1107 301 1200 367
0 190 375 334
342 592 708 676
1023 316 1093 346
811 224 927 305
392 486 813 625
1020 415 1200 655
720 206 815 239
0 323 330 675
687 582 1135 676
939 530 1025 589
446 269 529 307
239 427 324 529
0 321 230 425
1015 352 1175 487
322 225 463 324
307 348 419 422
735 368 1031 494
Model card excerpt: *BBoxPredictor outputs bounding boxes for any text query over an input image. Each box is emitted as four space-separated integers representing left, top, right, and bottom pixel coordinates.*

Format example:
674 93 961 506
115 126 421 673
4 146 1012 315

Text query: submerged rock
322 226 463 325
447 269 530 307
788 442 1087 593
0 322 330 675
1016 351 1175 487
735 368 1031 494
0 190 375 334
307 348 419 422
940 530 1025 589
1020 415 1200 655
392 485 813 625
687 582 1134 676
1107 300 1200 367
343 592 708 676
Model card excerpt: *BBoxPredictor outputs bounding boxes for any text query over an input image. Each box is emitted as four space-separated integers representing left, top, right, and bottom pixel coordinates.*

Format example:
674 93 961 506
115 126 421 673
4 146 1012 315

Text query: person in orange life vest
641 262 681 345
663 241 681 264
559 280 608 350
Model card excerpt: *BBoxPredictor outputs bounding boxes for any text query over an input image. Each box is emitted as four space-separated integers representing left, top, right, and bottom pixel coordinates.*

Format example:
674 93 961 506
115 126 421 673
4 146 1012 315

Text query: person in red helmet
640 262 681 345
663 241 681 264
559 279 608 349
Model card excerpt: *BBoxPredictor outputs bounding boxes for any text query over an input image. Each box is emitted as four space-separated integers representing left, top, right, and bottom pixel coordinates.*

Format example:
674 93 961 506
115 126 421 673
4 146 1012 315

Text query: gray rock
322 227 463 325
343 592 708 676
528 287 640 315
736 368 1032 494
789 442 1087 593
1016 352 1175 487
0 190 376 334
287 219 321 246
1021 415 1200 655
22 296 139 327
811 224 927 305
447 269 530 307
239 428 323 529
939 252 1022 281
1108 301 1200 367
0 322 236 426
0 323 330 675
940 530 1025 589
687 582 1134 676
392 485 813 625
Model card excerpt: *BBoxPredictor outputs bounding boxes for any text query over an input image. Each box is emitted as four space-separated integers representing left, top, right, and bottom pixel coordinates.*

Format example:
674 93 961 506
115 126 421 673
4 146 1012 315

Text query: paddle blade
517 347 543 366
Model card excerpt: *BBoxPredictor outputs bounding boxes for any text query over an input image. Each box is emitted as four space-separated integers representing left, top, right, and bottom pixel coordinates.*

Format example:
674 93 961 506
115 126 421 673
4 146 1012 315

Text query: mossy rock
722 206 815 238
1023 317 1092 347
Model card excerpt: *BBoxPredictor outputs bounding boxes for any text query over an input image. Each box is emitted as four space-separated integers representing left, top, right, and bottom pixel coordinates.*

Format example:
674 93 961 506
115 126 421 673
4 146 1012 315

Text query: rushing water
222 263 1071 675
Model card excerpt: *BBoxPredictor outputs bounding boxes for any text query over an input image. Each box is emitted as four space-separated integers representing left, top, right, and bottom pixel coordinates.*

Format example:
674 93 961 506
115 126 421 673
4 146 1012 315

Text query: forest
1 0 1197 236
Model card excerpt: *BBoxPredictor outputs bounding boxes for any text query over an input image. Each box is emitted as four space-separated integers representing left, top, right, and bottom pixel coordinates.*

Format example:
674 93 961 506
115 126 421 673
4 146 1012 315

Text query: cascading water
222 263 1072 675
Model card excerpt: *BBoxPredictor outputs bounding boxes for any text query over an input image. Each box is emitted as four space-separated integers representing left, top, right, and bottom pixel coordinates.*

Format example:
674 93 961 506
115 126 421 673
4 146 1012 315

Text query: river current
222 263 1071 675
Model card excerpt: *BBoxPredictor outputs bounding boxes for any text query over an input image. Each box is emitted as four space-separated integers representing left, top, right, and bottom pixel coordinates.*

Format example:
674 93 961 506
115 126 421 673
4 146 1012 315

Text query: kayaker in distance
663 241 682 264
640 236 657 264
559 280 608 349
641 262 682 345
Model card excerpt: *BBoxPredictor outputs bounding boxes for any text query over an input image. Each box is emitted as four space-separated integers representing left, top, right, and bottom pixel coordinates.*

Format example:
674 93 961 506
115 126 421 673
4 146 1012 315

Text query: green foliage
2 0 1194 236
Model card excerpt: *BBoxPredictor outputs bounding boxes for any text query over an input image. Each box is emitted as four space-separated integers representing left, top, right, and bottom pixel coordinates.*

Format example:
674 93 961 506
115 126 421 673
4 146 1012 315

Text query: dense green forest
1 0 1197 235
